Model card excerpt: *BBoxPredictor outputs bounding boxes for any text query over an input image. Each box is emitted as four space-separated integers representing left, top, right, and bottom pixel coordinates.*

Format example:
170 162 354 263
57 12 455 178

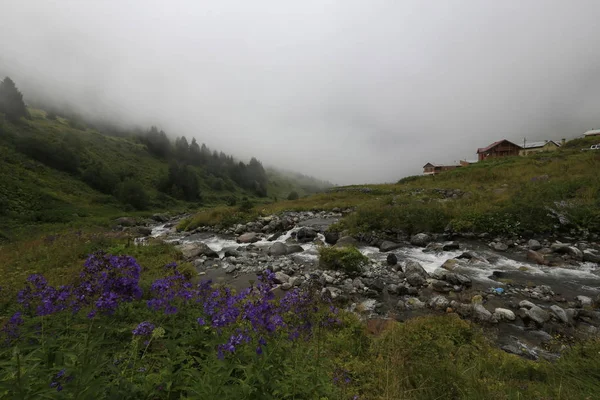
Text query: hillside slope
0 108 331 232
182 146 600 237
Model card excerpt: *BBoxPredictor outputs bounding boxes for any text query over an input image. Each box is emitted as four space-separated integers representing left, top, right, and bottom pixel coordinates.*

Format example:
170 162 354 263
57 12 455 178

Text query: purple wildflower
132 322 155 336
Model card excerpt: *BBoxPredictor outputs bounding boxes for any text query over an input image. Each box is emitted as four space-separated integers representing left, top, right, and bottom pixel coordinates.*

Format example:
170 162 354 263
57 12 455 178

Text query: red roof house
476 139 522 161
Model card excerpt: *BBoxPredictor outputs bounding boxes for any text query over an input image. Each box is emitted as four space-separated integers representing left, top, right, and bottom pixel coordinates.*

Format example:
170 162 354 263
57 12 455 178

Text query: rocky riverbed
133 211 600 361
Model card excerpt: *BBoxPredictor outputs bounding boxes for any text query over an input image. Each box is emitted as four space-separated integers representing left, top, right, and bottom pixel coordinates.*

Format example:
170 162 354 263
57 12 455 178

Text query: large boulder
287 244 304 254
493 308 516 321
404 260 429 286
410 233 432 247
297 227 317 243
527 239 542 250
179 243 219 259
550 305 570 324
115 216 137 227
237 232 261 244
429 295 450 310
152 214 169 222
442 241 460 251
441 259 460 271
386 253 398 266
473 304 492 322
268 242 288 256
583 250 600 263
334 236 358 248
324 231 339 245
490 242 508 252
527 250 548 265
136 226 153 236
519 300 550 326
551 243 583 260
379 241 402 252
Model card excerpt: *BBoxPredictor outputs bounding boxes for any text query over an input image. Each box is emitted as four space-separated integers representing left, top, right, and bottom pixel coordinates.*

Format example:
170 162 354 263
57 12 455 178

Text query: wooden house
423 163 461 175
476 140 521 161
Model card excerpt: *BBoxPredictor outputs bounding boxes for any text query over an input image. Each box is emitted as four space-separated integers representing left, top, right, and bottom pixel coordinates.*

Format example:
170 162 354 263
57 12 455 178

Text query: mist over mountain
2 1 600 183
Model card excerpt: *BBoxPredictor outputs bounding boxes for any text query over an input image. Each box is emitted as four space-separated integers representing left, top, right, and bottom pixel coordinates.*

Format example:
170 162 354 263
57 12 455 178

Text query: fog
1 1 600 184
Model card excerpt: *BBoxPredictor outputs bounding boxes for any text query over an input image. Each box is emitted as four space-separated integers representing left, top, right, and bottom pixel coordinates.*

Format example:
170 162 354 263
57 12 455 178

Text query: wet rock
404 260 429 286
442 241 460 251
429 295 450 310
490 242 508 252
368 278 386 292
234 224 246 234
583 250 600 263
430 279 453 292
494 308 516 321
550 305 570 324
576 295 592 307
335 236 358 248
379 241 402 252
410 233 432 247
237 232 261 244
527 250 548 265
274 272 290 284
528 239 542 250
225 264 238 274
297 227 317 243
386 253 398 266
444 272 472 287
151 213 169 222
424 243 444 252
441 259 459 271
473 304 492 322
223 247 240 257
405 297 426 310
457 252 476 260
287 244 304 254
115 216 137 227
268 242 288 256
519 300 550 326
179 243 219 259
551 243 583 260
324 231 339 245
267 232 283 241
136 226 152 236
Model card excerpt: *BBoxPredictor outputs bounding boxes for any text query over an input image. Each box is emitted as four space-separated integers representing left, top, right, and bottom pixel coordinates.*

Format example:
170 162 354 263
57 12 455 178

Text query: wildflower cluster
15 252 142 320
49 369 73 392
147 263 195 314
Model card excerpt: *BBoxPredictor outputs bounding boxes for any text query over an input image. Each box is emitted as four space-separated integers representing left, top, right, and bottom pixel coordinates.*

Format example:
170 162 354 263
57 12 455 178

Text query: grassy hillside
0 108 331 235
182 146 600 237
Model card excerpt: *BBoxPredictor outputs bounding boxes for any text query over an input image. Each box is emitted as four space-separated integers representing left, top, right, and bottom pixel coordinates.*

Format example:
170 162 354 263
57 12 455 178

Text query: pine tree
0 77 28 121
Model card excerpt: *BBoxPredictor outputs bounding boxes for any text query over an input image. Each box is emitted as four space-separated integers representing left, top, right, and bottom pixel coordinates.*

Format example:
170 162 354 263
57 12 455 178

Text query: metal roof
522 140 560 149
584 129 600 136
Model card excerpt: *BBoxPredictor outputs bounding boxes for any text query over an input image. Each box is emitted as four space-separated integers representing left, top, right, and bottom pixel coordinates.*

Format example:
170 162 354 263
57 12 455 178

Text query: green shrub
116 178 149 210
287 190 299 200
318 245 369 275
238 197 253 213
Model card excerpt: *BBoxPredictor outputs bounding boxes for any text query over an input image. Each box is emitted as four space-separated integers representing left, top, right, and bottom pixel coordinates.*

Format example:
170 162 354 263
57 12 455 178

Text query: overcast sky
1 1 600 184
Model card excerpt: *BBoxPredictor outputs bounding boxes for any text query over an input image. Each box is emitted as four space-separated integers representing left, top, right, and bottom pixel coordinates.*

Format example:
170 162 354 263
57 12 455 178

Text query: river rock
287 244 304 254
473 304 492 322
297 227 317 243
410 233 432 247
576 295 592 307
405 297 426 310
136 226 152 236
527 250 548 265
583 250 600 263
493 308 516 321
386 253 398 266
490 242 508 252
268 242 288 256
519 300 550 325
274 272 290 284
551 243 583 260
237 232 261 244
379 241 402 252
115 216 137 227
179 243 219 259
430 279 453 292
335 236 358 248
223 247 240 257
442 241 460 251
526 239 541 250
441 259 459 271
444 272 472 287
404 260 429 286
324 231 339 245
550 305 570 324
429 295 450 310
